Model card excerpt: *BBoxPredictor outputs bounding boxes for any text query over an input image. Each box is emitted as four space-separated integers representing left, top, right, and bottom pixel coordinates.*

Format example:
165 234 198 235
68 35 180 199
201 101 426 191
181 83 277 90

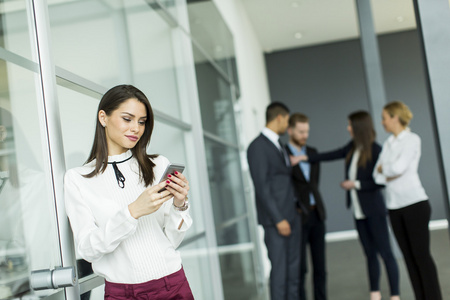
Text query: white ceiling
241 0 417 53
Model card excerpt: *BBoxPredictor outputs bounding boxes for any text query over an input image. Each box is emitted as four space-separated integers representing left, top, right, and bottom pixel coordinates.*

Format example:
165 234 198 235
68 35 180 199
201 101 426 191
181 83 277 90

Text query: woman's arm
373 143 387 185
163 201 193 249
64 171 138 262
290 143 351 165
382 135 420 177
162 171 193 248
308 142 352 163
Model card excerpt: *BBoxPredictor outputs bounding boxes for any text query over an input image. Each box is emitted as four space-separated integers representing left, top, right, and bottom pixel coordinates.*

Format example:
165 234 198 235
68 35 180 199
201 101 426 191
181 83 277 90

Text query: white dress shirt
262 127 290 166
64 151 192 284
348 149 365 219
373 129 428 209
262 127 282 150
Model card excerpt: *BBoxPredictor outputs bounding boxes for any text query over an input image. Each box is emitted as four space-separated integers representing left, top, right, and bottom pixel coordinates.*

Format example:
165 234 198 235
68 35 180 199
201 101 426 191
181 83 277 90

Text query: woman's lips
126 135 138 142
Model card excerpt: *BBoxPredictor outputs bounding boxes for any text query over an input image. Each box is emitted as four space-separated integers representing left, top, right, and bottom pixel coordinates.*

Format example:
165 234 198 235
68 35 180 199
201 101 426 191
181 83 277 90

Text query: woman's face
347 120 353 138
100 98 147 155
381 109 396 133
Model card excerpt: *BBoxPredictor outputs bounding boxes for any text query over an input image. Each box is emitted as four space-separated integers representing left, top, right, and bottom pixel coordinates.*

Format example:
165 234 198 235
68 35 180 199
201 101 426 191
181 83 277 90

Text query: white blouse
348 149 365 219
64 151 192 284
373 129 428 209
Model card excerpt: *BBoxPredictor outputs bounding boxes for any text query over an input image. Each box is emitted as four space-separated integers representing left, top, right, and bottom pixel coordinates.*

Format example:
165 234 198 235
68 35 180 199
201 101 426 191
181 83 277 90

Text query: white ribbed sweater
64 151 192 284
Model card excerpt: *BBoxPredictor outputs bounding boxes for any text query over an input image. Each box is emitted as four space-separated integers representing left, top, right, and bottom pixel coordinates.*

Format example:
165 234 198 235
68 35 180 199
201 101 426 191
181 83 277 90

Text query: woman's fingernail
174 171 178 175
166 180 170 184
168 174 172 178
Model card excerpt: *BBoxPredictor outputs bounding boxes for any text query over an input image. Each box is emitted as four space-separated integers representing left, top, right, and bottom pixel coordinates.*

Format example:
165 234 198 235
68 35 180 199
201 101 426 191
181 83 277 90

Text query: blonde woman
373 101 442 300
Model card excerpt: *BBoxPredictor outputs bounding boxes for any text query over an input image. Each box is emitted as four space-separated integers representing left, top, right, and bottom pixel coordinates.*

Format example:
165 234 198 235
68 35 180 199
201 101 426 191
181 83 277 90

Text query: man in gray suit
247 102 302 300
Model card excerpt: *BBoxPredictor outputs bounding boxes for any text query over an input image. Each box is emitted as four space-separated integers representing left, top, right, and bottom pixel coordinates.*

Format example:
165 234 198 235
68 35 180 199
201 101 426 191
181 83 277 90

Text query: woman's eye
139 121 146 126
123 118 131 122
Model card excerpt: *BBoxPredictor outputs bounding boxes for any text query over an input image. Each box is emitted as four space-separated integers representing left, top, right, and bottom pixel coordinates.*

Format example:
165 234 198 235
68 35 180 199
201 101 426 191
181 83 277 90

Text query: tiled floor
302 228 450 299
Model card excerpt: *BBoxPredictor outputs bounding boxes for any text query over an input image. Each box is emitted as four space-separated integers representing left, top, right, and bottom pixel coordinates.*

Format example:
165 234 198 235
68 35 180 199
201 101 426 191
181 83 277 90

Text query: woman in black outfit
292 111 400 300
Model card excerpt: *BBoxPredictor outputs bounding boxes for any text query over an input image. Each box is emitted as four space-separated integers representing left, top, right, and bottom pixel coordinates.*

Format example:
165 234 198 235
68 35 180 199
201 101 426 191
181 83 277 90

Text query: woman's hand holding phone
128 181 173 219
165 171 189 207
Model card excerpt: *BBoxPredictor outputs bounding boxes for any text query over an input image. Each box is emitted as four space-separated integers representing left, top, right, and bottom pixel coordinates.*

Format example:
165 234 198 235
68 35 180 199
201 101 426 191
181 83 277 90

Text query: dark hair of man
84 85 158 187
266 102 290 124
346 110 376 168
288 113 309 128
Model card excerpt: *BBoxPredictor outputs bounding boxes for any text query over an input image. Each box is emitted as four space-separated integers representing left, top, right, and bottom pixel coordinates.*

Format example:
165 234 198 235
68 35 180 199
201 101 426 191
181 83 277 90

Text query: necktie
278 139 290 167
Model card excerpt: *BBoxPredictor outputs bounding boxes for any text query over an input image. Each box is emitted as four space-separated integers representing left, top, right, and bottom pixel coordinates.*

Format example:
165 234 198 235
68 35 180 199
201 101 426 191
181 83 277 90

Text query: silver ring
184 184 186 187
160 193 163 199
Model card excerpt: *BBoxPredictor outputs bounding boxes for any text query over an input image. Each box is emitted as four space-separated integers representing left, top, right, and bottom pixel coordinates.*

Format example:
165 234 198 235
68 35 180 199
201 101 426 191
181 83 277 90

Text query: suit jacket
286 146 326 221
247 134 298 226
308 141 387 218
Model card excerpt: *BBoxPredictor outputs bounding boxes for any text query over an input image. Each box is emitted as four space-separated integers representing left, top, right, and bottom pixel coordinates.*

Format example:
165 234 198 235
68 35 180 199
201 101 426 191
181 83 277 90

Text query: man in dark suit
286 113 327 300
247 102 301 300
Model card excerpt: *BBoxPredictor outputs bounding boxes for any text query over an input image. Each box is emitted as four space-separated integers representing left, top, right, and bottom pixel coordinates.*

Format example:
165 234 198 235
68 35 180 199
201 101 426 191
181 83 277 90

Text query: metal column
355 0 387 141
413 0 450 223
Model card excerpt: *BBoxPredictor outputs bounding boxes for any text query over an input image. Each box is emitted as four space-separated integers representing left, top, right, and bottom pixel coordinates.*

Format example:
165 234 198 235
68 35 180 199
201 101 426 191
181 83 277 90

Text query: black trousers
264 213 302 300
355 216 399 295
389 200 442 300
300 209 326 300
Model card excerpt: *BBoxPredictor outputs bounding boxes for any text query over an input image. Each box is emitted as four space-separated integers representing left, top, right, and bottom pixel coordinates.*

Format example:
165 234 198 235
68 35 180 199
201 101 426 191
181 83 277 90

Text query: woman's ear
98 110 107 127
392 114 400 124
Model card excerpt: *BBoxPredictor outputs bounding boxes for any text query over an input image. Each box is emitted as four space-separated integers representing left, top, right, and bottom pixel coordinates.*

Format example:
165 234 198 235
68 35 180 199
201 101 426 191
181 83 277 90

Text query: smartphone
158 163 185 192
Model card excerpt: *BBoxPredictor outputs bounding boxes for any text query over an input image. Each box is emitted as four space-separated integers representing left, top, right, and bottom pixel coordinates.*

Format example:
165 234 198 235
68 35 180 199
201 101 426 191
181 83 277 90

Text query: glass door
0 1 67 299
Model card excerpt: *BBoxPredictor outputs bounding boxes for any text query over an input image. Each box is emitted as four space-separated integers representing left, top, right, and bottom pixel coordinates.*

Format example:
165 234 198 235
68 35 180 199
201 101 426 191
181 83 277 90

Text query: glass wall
48 0 257 299
187 1 264 299
0 0 263 299
49 1 218 298
0 1 63 299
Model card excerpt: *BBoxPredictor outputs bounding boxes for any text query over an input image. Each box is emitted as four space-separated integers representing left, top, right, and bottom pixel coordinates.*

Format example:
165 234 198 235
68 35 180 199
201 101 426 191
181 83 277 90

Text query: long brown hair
346 111 376 168
84 85 158 186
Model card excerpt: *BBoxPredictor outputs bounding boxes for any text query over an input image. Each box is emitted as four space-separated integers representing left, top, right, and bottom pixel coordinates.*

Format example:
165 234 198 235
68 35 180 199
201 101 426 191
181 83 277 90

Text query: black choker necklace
108 155 133 188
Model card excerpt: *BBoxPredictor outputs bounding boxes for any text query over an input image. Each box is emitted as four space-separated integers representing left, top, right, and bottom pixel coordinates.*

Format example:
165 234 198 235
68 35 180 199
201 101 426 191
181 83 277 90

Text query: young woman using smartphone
64 85 194 299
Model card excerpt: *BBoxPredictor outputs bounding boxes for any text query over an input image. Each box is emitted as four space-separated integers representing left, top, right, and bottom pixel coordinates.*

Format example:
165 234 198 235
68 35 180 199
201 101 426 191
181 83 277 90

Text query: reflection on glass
204 139 246 226
230 58 240 98
204 137 260 299
123 0 181 118
193 49 238 145
0 0 33 61
0 107 29 298
187 0 236 79
57 85 99 171
179 237 214 300
216 217 251 247
220 249 258 300
0 63 61 298
48 0 182 118
150 121 187 163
